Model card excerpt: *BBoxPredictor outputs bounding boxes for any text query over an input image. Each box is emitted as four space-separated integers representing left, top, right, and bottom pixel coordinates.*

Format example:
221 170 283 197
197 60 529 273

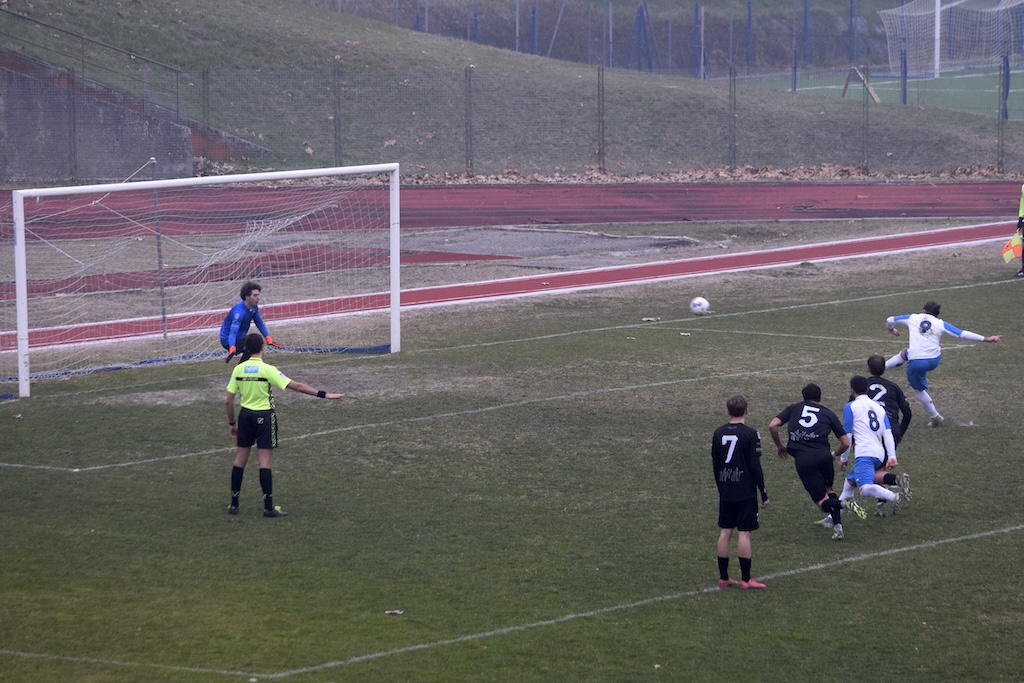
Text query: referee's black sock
230 465 244 507
717 556 730 580
259 467 274 510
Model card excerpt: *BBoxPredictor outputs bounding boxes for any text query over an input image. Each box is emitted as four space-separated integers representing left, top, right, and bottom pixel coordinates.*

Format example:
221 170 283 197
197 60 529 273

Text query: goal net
880 0 1024 76
1 163 400 398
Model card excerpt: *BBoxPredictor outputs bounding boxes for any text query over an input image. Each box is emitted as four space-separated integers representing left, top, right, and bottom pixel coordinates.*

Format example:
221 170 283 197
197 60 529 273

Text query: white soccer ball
689 296 710 316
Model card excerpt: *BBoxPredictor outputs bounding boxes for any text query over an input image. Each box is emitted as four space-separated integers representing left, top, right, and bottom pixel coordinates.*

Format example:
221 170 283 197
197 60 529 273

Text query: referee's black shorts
236 408 278 449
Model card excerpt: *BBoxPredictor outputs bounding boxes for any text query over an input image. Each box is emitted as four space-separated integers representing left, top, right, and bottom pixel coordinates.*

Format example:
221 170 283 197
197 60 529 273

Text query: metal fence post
67 68 78 181
201 68 210 166
597 65 606 173
333 65 343 166
998 60 1007 173
862 64 870 173
729 65 737 170
464 65 474 176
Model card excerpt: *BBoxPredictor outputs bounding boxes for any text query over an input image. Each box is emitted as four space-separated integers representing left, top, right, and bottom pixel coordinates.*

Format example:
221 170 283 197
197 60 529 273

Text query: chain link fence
291 0 893 73
4 7 1024 182
165 63 1024 178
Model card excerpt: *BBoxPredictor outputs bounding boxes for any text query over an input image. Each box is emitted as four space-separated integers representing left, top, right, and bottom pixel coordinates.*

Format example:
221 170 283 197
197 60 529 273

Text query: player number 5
799 405 820 428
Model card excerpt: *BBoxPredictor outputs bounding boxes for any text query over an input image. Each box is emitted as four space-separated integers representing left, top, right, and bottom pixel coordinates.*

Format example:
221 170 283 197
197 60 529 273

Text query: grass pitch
2 231 1023 682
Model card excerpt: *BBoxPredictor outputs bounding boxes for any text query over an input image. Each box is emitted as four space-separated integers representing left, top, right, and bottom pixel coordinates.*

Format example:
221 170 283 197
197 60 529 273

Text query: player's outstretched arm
286 379 343 399
886 315 907 336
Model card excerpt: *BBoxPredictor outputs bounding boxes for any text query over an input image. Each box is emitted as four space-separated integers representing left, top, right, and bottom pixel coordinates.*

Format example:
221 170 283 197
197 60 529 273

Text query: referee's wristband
316 390 326 398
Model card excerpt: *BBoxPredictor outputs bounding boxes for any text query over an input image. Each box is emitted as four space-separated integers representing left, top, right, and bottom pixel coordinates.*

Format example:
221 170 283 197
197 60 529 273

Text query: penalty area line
8 353 888 472
0 336 972 473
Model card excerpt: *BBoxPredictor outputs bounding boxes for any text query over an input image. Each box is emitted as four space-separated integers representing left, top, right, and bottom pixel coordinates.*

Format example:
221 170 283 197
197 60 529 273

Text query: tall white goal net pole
12 191 29 399
7 163 400 398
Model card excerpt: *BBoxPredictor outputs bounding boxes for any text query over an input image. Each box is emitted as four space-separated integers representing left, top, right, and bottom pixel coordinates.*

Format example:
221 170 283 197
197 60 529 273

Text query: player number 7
721 434 738 463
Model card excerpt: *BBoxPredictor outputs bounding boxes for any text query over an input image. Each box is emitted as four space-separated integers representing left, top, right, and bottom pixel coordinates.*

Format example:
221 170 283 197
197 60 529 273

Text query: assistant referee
225 332 343 517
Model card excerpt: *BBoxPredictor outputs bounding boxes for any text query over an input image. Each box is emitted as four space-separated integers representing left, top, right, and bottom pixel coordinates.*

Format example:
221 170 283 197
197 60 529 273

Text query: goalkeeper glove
266 335 282 349
224 346 237 363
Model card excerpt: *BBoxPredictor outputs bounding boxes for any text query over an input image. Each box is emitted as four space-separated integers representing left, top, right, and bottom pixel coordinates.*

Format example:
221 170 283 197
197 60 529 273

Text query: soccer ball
689 296 710 316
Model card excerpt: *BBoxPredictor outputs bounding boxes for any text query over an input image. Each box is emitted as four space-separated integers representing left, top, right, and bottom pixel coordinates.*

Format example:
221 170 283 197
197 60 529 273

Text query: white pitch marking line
4 524 1021 680
674 328 978 349
0 352 908 473
1 242 1013 469
424 277 1013 352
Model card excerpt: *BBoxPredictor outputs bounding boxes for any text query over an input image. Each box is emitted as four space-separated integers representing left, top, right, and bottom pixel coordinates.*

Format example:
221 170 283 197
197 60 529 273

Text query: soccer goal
880 0 1024 78
2 163 400 398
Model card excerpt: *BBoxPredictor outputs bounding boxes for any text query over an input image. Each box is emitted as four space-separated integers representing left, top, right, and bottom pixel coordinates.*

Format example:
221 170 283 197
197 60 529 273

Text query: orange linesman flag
1002 232 1022 263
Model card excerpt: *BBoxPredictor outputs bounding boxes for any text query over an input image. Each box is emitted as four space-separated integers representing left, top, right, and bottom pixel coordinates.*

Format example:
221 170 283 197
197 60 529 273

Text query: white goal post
3 163 401 398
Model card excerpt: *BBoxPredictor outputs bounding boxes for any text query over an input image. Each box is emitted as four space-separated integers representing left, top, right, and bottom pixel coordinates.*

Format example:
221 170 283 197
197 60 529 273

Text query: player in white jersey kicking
884 301 1000 427
838 376 905 516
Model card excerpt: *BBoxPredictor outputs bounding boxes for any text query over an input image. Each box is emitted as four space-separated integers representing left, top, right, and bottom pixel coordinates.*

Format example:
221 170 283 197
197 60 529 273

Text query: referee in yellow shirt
225 332 343 517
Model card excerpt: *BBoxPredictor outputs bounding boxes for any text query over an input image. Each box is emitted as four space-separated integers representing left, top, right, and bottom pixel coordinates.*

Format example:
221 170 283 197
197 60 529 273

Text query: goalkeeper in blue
219 281 281 362
884 301 1000 427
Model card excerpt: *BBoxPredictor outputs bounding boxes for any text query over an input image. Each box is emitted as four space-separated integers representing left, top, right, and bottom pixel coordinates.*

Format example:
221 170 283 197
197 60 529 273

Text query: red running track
401 222 1013 307
399 181 1022 226
5 181 1022 229
7 222 1011 350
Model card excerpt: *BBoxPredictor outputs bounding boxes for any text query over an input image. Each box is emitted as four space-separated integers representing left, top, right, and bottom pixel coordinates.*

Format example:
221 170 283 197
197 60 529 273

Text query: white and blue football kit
885 308 994 424
842 394 896 488
839 393 900 510
885 312 985 391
